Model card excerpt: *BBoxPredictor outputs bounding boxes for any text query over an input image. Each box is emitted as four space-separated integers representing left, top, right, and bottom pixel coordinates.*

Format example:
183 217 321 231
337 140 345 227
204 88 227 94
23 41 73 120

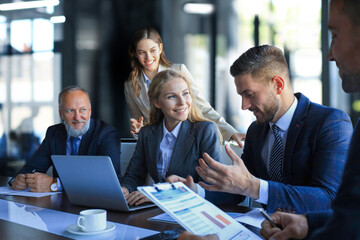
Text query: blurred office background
0 0 356 176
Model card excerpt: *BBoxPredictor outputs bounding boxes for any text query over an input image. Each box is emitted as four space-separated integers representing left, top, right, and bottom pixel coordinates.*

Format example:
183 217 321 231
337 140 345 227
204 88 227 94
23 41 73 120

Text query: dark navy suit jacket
306 119 360 239
211 93 352 213
16 118 121 179
246 93 353 213
121 119 222 192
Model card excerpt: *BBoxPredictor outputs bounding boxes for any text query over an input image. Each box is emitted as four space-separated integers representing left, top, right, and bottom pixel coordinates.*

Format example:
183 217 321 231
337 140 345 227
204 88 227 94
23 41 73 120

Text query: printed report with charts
138 182 261 240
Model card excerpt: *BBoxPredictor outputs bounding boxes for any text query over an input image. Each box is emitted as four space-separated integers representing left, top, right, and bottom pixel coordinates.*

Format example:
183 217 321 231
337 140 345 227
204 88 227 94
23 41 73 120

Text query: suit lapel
56 125 68 155
147 122 163 182
256 124 271 179
138 74 151 112
283 93 308 182
78 118 95 155
167 120 194 175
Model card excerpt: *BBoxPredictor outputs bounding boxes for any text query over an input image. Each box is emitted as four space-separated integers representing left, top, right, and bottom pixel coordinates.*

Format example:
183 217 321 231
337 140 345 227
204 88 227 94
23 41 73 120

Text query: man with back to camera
260 0 360 239
9 85 121 193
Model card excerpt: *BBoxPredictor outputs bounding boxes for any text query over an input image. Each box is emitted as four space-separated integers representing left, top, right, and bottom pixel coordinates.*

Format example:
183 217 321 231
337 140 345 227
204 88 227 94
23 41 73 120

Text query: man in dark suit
195 45 352 214
260 0 360 239
10 86 120 193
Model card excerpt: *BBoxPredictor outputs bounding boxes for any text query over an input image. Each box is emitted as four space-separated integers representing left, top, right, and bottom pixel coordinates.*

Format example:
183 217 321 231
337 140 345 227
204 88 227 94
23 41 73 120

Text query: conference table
0 176 261 239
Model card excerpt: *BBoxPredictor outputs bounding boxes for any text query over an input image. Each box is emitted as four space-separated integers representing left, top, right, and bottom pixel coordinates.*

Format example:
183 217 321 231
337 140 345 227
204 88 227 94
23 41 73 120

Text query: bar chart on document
138 182 261 240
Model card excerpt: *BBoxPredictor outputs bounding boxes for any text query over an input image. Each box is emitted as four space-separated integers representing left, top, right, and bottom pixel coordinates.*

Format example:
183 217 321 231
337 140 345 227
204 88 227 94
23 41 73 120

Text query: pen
31 169 36 173
259 209 283 229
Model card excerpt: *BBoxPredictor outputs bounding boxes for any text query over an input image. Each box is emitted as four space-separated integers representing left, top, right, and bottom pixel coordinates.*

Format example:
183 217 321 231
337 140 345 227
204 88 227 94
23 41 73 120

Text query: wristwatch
50 178 58 192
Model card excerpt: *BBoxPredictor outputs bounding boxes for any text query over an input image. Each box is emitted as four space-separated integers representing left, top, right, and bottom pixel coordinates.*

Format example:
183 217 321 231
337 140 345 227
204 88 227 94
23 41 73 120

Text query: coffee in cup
77 209 107 232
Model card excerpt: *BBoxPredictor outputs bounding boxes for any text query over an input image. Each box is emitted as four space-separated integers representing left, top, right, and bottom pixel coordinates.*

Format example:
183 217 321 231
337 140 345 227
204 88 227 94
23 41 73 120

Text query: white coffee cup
77 209 107 232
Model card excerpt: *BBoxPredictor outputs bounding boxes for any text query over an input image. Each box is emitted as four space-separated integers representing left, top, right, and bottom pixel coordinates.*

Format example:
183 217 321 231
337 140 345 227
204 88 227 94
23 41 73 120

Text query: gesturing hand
130 116 144 136
196 144 260 199
166 175 197 192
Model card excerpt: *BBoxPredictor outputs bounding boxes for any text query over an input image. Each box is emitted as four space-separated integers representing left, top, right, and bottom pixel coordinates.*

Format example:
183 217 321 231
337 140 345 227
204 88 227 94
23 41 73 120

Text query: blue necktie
70 137 80 155
269 124 283 182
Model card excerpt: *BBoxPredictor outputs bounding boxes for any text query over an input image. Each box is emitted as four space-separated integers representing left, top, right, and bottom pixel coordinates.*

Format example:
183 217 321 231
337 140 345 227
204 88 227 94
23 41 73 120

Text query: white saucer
66 222 116 235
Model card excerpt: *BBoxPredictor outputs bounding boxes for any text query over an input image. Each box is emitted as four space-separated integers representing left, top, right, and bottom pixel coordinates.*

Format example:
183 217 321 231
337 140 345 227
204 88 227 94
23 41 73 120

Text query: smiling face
136 39 163 74
153 77 192 131
235 74 280 125
328 0 360 92
59 90 91 134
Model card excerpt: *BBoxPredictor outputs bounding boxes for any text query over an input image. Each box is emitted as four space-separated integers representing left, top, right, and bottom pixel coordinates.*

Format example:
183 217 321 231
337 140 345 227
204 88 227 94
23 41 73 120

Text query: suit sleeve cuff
196 183 206 198
255 179 269 204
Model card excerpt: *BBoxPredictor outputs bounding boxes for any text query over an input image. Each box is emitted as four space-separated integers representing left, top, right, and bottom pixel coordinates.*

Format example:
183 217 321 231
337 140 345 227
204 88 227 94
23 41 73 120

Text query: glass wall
222 0 324 132
0 5 63 176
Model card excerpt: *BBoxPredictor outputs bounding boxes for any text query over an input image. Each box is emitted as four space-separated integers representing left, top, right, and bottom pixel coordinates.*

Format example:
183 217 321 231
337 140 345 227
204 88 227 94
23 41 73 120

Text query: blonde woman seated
121 69 222 206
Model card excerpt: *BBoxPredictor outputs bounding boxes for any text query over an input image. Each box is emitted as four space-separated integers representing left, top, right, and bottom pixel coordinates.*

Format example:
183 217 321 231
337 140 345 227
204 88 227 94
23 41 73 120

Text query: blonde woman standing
124 27 245 146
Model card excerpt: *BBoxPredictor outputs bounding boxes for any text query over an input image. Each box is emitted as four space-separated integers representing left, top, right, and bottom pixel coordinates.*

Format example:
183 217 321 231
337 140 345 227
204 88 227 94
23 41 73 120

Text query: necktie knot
272 124 280 135
70 136 80 155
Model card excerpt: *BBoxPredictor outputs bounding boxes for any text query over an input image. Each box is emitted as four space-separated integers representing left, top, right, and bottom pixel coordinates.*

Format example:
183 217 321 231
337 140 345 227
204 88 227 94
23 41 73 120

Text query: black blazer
121 120 221 192
17 118 121 179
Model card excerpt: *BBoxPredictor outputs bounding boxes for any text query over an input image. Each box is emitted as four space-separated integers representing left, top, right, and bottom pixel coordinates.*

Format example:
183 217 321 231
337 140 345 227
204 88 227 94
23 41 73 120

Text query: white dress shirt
256 97 298 204
158 120 182 180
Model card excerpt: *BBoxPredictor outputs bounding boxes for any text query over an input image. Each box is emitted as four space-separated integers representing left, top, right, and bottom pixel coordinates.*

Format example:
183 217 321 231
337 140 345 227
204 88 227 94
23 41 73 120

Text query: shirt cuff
255 179 269 204
196 183 206 198
56 178 63 192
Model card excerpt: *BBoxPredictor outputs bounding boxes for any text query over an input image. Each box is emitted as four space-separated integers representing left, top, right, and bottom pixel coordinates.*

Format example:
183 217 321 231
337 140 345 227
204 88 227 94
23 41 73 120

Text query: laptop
51 155 155 212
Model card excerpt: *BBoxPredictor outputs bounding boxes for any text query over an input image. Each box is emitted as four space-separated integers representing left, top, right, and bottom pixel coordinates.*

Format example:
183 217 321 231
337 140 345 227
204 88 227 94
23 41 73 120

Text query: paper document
0 186 61 198
149 212 244 224
138 182 261 240
233 209 265 228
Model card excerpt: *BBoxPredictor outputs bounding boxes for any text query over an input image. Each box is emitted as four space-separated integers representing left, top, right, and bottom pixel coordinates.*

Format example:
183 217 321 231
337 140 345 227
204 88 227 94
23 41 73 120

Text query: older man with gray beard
10 86 121 193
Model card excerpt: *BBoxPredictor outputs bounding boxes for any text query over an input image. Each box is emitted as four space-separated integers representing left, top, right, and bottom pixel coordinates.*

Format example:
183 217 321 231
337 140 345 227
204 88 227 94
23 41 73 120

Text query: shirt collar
162 119 182 138
142 64 163 86
67 134 83 141
270 97 298 132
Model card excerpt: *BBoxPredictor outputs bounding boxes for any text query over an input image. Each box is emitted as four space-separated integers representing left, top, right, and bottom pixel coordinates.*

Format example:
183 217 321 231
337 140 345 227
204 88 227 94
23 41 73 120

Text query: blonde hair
128 27 172 97
148 69 223 142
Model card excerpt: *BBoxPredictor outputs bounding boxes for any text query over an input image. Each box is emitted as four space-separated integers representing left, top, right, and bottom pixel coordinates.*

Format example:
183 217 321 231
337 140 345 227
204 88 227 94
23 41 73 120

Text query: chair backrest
120 141 137 176
220 145 243 165
120 139 155 186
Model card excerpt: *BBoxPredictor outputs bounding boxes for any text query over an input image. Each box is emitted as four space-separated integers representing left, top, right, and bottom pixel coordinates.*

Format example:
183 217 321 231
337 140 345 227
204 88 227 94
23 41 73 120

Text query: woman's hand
130 116 144 136
125 190 151 206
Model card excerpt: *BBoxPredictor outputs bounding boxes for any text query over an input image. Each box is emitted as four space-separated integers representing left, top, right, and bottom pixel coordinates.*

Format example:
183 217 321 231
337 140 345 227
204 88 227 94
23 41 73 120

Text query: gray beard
64 119 91 137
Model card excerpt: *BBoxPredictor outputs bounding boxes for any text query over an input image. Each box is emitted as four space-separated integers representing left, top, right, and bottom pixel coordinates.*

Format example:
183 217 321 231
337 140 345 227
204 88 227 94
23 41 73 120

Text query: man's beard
64 119 91 137
255 95 279 126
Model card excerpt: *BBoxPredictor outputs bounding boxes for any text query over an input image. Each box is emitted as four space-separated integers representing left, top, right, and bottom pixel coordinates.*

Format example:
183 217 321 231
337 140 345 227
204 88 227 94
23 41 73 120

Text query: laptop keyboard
128 202 155 209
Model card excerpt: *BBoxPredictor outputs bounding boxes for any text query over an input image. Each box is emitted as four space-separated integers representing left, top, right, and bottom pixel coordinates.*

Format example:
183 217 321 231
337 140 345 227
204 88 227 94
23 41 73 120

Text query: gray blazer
124 63 237 140
121 120 222 192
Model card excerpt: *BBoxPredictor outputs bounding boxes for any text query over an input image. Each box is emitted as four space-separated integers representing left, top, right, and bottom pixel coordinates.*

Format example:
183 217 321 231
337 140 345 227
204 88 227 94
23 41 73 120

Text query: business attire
217 93 352 213
305 119 360 239
121 119 221 192
124 63 237 140
16 118 121 179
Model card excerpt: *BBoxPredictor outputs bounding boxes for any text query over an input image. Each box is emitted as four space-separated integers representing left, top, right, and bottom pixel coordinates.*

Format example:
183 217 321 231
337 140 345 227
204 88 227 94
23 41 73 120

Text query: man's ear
58 108 63 121
272 76 285 94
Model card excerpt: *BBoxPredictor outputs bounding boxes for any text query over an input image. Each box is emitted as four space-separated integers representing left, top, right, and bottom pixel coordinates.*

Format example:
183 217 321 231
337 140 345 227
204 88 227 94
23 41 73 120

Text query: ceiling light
183 3 214 15
0 0 60 11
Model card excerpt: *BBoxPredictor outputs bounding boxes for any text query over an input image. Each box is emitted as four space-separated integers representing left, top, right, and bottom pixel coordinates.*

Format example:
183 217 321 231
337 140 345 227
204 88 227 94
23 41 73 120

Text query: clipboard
138 182 261 240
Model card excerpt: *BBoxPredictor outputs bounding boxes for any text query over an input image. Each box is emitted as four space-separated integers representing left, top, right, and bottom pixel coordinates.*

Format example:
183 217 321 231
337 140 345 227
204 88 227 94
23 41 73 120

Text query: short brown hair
230 45 289 82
